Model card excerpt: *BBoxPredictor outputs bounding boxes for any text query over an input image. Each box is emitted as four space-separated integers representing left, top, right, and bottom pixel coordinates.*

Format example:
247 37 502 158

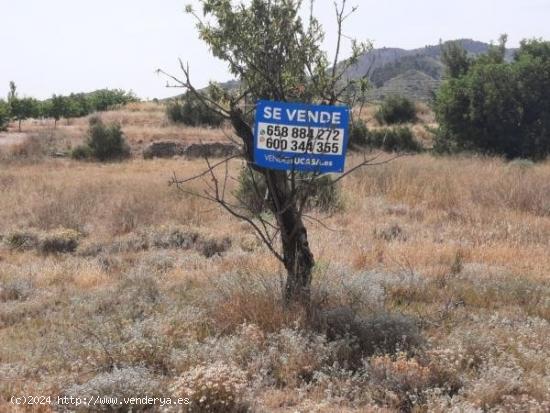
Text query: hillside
348 39 517 102
204 39 516 104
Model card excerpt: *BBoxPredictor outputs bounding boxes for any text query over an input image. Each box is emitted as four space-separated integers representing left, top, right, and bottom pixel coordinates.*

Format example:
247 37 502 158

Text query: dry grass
0 103 549 412
0 101 230 158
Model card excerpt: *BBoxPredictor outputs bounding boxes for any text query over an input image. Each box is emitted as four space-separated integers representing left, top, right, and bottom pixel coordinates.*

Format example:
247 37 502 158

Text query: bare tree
159 0 400 305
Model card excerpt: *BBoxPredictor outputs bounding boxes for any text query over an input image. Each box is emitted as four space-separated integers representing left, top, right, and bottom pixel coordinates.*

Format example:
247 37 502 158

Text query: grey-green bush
235 168 342 215
367 127 422 152
375 96 417 125
72 117 130 161
349 120 369 147
166 93 224 127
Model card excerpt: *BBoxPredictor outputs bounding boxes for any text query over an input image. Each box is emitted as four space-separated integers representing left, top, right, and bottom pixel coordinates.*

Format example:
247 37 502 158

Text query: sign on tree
254 100 350 173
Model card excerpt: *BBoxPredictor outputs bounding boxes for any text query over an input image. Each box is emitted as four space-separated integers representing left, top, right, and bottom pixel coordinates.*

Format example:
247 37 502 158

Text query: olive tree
160 0 392 304
10 98 39 132
49 94 66 128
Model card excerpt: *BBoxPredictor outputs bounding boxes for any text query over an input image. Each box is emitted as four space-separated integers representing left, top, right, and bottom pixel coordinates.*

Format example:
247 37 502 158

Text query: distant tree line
435 37 550 160
166 92 225 127
0 82 138 131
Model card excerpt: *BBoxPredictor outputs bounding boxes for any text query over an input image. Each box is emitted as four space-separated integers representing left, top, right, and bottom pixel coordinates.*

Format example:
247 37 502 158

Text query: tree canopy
162 0 376 304
435 38 550 160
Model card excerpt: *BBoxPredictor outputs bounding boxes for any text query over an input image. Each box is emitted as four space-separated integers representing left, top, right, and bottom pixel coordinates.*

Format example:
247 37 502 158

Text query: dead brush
3 228 81 254
0 134 49 162
171 361 249 413
60 366 164 412
203 271 308 333
366 352 459 412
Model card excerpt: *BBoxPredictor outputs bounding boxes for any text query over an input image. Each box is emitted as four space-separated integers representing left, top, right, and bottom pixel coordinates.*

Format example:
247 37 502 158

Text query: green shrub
348 120 369 147
166 94 224 127
38 229 81 254
0 99 10 131
313 308 423 360
235 168 342 215
367 127 422 152
73 117 130 161
375 96 417 125
70 145 93 160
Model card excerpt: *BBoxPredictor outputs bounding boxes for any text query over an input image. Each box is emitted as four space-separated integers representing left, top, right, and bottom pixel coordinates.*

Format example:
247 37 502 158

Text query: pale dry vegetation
0 101 229 158
0 104 549 412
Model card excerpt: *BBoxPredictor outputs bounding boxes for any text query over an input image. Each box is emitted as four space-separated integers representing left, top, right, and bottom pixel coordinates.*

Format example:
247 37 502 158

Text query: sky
1 0 549 100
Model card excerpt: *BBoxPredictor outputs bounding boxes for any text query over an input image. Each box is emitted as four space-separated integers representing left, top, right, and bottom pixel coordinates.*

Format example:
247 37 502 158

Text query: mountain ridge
345 39 517 102
193 39 518 103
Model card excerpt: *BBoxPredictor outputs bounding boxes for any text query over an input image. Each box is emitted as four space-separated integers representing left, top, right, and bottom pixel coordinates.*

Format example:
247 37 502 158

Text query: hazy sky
1 0 549 100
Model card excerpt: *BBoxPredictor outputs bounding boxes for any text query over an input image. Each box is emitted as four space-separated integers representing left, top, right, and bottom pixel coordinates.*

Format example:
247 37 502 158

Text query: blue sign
254 100 350 173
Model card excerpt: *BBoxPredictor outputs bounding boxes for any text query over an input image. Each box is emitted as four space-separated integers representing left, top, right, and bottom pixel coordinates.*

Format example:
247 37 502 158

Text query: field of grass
0 104 549 412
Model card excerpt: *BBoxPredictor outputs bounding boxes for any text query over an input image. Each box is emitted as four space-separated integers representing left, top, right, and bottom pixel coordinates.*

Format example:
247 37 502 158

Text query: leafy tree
441 40 471 78
69 93 92 117
38 100 52 119
477 34 508 65
10 97 39 132
49 94 66 128
435 38 550 160
0 100 10 131
63 95 84 123
88 89 138 112
6 82 40 131
160 0 377 304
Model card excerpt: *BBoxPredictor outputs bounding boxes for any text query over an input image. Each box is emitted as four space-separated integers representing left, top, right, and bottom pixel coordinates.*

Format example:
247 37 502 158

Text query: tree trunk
281 206 315 304
230 108 315 304
265 169 315 304
18 119 22 132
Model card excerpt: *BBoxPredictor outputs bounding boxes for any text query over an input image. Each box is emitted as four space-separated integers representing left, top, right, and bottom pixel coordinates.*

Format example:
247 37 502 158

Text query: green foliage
189 0 368 103
4 82 138 126
166 93 224 127
367 127 422 152
8 96 40 131
87 89 138 111
441 40 471 78
349 120 369 147
435 38 550 160
70 145 93 160
0 99 10 131
68 93 92 117
192 0 322 102
72 117 130 161
49 94 65 124
375 96 417 125
235 168 342 215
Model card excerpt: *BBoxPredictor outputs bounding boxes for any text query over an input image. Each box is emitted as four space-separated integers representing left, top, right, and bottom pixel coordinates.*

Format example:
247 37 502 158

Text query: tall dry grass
1 105 549 412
